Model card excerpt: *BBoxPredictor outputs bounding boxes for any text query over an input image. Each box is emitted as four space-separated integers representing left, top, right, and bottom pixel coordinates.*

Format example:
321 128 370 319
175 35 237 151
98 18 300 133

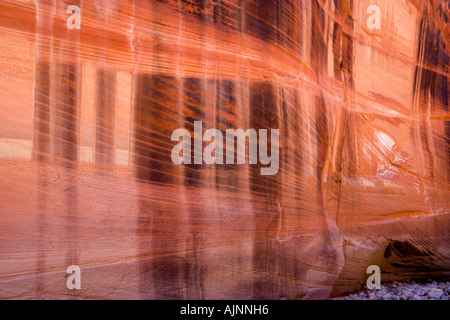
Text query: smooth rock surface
0 0 449 299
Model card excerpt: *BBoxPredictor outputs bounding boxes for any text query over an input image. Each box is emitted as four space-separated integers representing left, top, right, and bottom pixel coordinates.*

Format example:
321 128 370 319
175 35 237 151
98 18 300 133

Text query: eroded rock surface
0 0 449 299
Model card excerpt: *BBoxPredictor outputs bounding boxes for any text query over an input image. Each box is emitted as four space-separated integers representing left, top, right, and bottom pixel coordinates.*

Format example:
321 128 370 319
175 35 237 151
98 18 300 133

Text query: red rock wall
0 0 449 299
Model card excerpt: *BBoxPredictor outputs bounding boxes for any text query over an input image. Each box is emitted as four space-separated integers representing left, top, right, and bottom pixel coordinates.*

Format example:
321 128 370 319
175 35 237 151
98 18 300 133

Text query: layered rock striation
0 0 448 299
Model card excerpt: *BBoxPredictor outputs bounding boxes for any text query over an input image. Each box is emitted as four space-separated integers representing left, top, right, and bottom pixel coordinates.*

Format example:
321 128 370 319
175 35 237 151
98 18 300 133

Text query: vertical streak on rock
173 0 189 299
271 0 303 299
33 0 54 296
411 3 449 211
340 0 358 179
52 0 82 282
243 1 281 300
277 83 290 295
326 0 357 228
230 0 255 291
133 76 179 184
133 2 178 185
306 0 346 299
33 1 53 164
311 0 328 226
248 80 279 298
133 0 185 298
311 0 328 82
52 2 81 171
93 1 117 173
182 0 209 300
178 76 206 299
33 0 82 294
331 0 342 81
95 68 116 171
182 78 205 187
215 80 238 190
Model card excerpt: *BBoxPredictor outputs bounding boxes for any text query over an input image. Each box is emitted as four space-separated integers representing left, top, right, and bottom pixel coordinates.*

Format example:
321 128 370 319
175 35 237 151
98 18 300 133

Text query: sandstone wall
0 0 448 299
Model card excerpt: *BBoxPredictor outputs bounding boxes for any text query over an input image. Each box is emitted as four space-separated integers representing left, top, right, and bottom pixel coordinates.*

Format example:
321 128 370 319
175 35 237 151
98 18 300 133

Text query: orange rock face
0 0 449 299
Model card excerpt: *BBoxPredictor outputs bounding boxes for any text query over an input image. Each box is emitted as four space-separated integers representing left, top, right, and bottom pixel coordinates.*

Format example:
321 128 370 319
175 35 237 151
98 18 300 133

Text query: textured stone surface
334 280 450 300
0 0 449 299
